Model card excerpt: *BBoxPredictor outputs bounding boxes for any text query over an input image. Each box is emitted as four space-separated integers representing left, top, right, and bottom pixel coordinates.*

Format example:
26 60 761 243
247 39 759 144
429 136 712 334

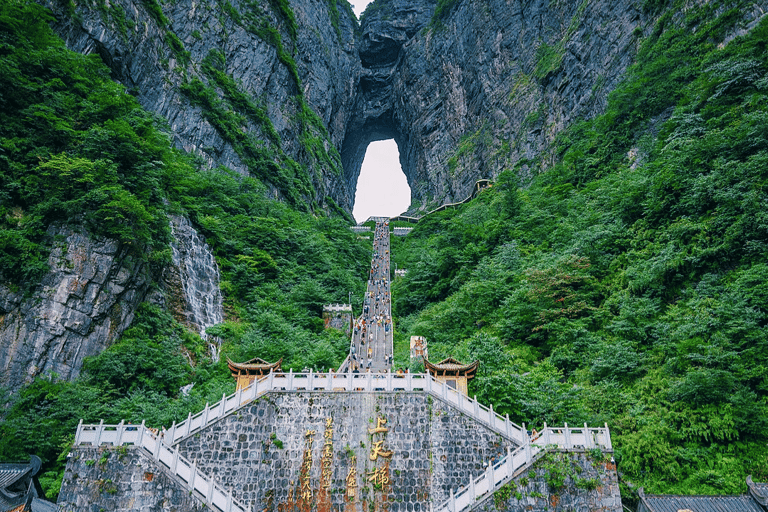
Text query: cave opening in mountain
352 139 411 223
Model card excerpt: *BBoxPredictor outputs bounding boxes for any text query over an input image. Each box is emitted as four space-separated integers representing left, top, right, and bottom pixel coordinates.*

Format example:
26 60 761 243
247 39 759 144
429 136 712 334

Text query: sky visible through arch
352 140 411 223
351 1 374 17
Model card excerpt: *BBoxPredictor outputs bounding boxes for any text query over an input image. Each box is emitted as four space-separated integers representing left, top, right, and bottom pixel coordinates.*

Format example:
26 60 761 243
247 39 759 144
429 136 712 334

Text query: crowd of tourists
349 221 393 372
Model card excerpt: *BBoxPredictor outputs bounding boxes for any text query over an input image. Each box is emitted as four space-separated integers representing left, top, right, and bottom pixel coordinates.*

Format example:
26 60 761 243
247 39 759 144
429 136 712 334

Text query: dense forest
391 0 768 502
1 0 767 507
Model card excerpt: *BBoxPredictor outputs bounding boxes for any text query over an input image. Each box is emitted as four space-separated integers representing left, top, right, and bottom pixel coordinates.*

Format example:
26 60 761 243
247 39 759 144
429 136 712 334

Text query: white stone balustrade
438 422 613 512
73 372 544 448
74 371 612 512
74 420 249 512
158 372 525 445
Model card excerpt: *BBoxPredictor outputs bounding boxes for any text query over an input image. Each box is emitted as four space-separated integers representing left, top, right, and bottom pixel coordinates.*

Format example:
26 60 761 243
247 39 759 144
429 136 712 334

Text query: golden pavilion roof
424 357 479 379
227 357 282 376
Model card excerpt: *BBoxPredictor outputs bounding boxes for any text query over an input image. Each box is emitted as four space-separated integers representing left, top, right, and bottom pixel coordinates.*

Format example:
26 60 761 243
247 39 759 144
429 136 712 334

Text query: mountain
1 0 767 505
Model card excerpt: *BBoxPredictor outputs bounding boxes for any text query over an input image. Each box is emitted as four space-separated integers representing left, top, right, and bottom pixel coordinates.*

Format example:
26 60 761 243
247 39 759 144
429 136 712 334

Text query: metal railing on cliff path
353 179 494 231
74 420 250 512
384 179 493 225
435 424 612 512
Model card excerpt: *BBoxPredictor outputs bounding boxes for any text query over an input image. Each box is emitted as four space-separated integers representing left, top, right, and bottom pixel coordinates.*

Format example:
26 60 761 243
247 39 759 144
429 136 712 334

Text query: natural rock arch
341 0 437 215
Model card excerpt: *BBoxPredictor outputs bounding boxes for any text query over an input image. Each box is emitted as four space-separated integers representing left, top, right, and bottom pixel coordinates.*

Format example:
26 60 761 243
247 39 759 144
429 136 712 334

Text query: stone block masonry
62 388 619 511
58 445 208 512
175 391 516 512
473 451 622 512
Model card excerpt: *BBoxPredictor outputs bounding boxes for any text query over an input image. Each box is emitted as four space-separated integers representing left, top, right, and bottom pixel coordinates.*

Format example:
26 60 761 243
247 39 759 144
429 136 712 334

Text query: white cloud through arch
352 140 411 223
351 0 374 17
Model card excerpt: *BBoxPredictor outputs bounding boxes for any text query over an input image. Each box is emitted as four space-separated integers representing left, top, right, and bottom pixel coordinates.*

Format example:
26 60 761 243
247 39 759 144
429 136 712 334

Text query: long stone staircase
71 221 613 512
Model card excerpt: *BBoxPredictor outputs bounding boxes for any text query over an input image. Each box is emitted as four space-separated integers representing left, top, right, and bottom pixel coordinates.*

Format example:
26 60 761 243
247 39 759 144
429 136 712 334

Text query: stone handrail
323 303 352 311
74 420 249 512
337 353 352 373
437 423 613 512
74 372 524 448
74 385 612 512
161 371 526 445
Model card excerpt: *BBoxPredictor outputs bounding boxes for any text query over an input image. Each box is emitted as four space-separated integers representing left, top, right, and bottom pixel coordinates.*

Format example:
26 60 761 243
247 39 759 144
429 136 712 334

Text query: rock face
41 0 363 212
12 0 762 393
0 225 153 394
163 215 224 340
36 0 766 213
344 0 646 212
39 0 649 214
0 216 225 395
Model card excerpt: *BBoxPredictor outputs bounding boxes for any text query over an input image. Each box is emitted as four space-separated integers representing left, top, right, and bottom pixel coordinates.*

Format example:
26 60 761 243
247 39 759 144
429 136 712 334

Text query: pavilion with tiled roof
749 475 768 509
227 357 282 391
637 477 768 512
0 456 58 512
423 357 479 395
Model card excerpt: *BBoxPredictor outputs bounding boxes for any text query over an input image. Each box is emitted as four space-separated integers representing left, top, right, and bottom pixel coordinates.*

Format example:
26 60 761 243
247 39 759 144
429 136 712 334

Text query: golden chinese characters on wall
363 416 393 512
275 414 398 512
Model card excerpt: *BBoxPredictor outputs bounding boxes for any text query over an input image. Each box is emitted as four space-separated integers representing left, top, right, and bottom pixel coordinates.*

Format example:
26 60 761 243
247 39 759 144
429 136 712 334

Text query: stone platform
59 384 620 512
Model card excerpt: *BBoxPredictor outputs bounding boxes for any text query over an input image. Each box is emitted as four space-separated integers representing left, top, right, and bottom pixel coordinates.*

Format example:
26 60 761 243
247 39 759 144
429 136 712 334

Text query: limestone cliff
350 0 767 211
36 0 766 211
41 0 362 212
345 0 646 211
0 224 153 393
8 0 763 395
0 217 223 395
40 0 650 212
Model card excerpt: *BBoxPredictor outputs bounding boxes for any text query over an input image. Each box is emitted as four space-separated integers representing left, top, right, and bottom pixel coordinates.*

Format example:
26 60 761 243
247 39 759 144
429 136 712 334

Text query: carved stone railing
74 373 526 448
436 423 613 512
158 371 525 446
74 421 249 512
74 380 612 512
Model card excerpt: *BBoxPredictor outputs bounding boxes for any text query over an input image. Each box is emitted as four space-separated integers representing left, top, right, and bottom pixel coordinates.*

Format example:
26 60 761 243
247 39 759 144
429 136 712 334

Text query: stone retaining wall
473 450 622 512
56 393 622 512
175 391 514 512
57 445 207 512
